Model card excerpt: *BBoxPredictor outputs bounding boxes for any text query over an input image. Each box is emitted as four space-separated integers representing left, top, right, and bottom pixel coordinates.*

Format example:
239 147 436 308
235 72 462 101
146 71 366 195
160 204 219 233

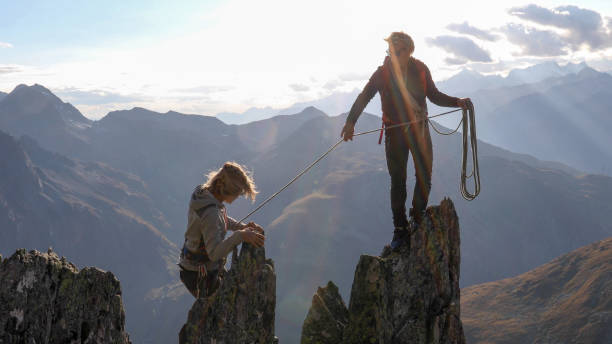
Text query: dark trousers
179 267 221 298
385 121 433 227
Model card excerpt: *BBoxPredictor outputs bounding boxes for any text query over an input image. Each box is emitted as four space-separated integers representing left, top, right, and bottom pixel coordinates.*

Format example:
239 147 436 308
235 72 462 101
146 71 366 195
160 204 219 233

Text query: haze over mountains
219 61 612 177
1 67 611 342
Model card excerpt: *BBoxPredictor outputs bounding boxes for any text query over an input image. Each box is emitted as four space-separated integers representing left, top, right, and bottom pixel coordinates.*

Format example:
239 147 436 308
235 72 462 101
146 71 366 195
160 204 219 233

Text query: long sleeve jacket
179 185 244 272
346 56 459 125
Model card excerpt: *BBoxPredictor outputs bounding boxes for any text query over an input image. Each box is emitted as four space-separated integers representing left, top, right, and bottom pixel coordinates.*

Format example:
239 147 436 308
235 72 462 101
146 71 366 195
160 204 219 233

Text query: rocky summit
179 243 277 344
0 249 131 344
301 198 465 344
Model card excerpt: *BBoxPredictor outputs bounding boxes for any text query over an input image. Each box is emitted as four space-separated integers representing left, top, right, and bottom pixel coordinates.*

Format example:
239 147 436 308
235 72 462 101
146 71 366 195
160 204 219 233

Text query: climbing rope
238 105 480 223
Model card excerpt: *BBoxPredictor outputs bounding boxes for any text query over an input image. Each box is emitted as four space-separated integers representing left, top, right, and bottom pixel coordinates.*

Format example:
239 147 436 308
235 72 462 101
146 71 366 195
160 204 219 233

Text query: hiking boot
391 226 410 251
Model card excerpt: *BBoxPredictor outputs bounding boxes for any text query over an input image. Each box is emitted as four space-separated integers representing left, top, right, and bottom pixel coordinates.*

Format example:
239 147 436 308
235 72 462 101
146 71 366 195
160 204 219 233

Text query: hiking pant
179 266 221 298
385 121 433 227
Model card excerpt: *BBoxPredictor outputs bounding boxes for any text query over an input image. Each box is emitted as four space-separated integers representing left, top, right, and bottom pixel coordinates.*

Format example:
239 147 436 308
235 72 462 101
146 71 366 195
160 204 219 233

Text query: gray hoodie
179 185 244 272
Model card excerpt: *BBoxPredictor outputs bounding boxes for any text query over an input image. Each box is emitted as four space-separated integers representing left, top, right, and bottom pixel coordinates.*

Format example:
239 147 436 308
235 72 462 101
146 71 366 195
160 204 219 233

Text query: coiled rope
238 104 480 223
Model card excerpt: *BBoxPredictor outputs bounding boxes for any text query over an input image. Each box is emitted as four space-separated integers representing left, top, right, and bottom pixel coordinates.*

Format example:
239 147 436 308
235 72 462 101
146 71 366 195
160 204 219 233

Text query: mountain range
0 128 182 343
215 61 593 124
1 80 611 342
462 237 612 343
217 61 612 177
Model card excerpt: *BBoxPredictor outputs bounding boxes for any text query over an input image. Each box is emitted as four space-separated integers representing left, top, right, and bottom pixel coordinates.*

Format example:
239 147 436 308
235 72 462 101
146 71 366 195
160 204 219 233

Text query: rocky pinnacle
179 243 277 344
302 198 465 344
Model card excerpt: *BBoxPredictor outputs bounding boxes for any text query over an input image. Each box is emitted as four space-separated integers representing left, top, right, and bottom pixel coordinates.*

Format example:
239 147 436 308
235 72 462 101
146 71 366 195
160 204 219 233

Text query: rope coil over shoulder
238 105 481 223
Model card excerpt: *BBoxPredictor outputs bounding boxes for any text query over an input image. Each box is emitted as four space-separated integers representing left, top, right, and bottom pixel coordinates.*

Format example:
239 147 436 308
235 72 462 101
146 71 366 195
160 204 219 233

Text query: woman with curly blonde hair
178 161 265 298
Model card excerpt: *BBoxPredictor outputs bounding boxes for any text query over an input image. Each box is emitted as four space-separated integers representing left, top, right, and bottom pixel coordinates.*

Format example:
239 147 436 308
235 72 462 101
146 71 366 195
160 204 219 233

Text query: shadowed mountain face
462 237 612 344
0 129 179 343
0 91 6 102
1 85 612 343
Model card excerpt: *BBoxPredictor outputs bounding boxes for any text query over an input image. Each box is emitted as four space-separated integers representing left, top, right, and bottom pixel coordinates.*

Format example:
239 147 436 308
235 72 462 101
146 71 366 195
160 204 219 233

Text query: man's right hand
240 229 265 247
341 122 355 141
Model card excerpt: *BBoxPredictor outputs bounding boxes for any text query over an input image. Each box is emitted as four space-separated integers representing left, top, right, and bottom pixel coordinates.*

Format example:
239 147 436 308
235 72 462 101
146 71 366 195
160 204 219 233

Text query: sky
1 0 612 119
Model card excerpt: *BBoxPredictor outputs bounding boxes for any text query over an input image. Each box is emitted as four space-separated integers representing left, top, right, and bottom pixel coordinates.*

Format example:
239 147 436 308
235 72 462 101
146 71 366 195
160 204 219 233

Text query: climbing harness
238 105 481 223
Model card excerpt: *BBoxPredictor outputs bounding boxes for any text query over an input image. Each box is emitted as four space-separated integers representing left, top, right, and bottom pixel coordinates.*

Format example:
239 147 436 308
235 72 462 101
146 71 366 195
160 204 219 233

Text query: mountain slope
0 129 179 343
462 237 612 343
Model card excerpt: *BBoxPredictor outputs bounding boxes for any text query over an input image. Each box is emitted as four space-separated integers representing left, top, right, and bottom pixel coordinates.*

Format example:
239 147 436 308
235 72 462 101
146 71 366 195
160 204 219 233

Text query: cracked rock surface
0 249 131 344
302 198 465 344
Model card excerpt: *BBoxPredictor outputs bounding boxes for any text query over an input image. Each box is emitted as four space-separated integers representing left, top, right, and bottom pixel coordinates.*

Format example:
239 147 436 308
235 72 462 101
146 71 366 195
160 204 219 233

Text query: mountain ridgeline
1 72 611 343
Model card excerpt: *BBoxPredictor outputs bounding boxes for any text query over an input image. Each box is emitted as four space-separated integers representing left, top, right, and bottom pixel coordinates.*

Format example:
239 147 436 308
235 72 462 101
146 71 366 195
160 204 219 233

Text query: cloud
173 85 234 93
289 83 310 92
0 65 23 74
323 80 343 91
427 35 493 63
445 57 468 65
501 23 567 56
508 4 612 50
338 72 370 82
0 42 12 48
53 87 147 105
446 22 500 41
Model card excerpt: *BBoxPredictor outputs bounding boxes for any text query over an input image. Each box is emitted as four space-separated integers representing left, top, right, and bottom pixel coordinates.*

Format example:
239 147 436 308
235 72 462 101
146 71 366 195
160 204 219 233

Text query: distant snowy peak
505 61 588 85
439 61 592 94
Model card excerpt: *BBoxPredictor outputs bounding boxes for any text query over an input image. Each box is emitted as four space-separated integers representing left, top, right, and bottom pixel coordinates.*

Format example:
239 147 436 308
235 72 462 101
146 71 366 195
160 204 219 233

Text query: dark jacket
346 56 459 125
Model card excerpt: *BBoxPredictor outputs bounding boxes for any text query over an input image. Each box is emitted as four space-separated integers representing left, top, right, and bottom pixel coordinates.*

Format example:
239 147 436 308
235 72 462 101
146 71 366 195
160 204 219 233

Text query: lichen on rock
301 198 465 344
179 243 277 344
0 248 131 343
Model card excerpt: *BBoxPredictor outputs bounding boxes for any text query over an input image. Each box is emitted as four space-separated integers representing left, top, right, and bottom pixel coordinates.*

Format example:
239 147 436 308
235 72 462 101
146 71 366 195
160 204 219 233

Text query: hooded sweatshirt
179 185 244 272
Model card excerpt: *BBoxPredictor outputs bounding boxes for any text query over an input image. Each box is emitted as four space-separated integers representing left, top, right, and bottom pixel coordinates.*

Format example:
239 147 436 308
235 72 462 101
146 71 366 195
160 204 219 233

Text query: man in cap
341 31 470 249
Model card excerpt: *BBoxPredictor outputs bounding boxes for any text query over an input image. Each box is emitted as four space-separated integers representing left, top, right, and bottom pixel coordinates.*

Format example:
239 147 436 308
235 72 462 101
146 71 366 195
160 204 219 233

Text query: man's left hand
457 98 472 110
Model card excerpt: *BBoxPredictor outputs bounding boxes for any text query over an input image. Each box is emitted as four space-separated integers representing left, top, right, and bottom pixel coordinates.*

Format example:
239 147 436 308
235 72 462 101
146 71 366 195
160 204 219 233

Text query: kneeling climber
178 161 265 298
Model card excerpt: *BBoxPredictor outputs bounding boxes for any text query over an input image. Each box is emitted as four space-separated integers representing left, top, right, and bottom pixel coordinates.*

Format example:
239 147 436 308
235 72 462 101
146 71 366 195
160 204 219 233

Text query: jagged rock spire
179 243 277 343
302 198 465 344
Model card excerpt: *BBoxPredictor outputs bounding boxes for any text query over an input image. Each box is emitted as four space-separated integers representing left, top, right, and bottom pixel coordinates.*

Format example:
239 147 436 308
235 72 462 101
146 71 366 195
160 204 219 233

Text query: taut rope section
238 106 480 223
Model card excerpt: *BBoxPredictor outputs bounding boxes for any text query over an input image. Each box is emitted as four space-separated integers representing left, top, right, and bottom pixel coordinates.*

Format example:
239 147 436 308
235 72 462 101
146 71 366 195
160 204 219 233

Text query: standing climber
178 162 265 298
340 32 471 249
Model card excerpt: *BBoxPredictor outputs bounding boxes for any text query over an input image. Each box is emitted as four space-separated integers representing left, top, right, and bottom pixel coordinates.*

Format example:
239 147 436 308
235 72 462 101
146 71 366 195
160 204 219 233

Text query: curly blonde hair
204 161 258 201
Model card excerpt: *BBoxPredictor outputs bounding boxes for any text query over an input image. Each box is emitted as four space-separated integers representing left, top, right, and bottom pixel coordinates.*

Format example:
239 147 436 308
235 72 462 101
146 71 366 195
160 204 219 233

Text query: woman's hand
240 229 265 247
245 221 264 234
